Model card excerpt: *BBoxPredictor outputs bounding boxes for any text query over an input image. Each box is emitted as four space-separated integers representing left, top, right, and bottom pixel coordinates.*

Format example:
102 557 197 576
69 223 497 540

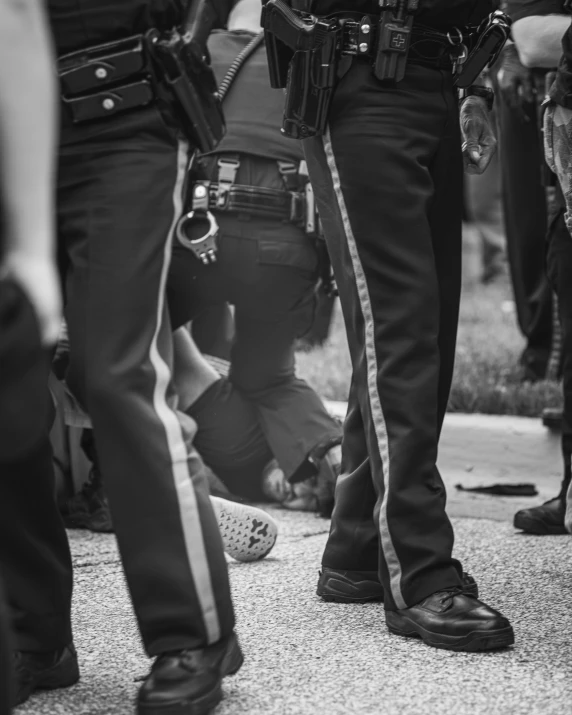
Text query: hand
495 44 535 120
0 251 62 346
460 95 497 175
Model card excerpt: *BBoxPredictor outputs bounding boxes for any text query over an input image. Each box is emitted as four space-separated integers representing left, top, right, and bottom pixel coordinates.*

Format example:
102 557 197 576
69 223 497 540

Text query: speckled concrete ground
16 505 572 715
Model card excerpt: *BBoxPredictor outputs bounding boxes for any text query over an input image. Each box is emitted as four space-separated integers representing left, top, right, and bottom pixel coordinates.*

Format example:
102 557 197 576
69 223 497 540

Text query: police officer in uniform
0 1 246 713
264 0 515 651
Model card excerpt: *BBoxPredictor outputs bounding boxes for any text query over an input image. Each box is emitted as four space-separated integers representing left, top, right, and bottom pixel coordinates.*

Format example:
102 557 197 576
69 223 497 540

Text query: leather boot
137 632 243 715
385 589 514 652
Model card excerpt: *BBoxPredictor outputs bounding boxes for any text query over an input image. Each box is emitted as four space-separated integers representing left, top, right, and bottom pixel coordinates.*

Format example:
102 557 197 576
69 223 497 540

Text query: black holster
261 0 340 139
454 10 512 88
147 28 225 152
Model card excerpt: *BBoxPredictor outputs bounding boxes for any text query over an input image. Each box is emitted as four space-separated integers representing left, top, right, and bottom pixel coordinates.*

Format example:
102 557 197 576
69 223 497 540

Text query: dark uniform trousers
0 280 69 712
0 572 13 715
497 83 555 371
167 155 342 481
303 60 464 611
54 106 234 655
0 280 73 656
546 185 572 481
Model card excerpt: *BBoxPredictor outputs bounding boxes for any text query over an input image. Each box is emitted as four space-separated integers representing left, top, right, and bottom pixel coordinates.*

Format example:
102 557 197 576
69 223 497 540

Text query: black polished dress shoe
317 568 478 602
14 644 79 705
385 588 514 652
137 632 243 715
514 497 568 535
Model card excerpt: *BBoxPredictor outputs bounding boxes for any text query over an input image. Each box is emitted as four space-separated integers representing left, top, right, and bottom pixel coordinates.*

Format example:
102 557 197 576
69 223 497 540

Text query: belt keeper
192 182 210 211
357 16 374 56
216 156 240 208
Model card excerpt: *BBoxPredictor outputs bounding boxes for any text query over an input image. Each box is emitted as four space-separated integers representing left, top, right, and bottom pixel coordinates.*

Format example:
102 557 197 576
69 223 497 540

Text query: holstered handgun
261 0 340 138
374 0 419 83
454 11 512 88
146 28 225 153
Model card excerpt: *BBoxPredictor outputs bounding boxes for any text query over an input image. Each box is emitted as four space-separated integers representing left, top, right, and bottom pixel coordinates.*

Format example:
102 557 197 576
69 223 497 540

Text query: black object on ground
455 483 538 496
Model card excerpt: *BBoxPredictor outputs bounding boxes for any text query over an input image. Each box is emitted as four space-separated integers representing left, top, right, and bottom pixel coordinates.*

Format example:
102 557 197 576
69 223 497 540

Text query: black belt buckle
58 35 147 96
62 80 154 124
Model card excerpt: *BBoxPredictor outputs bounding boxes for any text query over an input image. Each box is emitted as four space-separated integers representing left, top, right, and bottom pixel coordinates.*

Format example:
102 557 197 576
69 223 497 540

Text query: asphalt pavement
16 413 572 715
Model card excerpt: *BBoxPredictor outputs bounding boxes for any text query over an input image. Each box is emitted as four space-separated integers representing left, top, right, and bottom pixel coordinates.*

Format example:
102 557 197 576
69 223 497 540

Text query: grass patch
296 238 563 417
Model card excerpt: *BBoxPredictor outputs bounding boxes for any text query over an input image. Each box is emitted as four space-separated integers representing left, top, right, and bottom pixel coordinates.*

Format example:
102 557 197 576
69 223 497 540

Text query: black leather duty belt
194 181 306 224
339 18 468 70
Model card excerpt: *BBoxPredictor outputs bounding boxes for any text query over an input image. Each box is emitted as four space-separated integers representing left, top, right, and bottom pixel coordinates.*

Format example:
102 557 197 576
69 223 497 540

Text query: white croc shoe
210 496 278 562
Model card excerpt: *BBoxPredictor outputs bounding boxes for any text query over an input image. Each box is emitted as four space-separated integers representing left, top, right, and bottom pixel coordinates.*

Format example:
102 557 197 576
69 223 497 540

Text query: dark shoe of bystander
385 589 514 652
137 633 243 715
541 407 563 430
60 467 113 533
14 644 79 705
513 497 568 535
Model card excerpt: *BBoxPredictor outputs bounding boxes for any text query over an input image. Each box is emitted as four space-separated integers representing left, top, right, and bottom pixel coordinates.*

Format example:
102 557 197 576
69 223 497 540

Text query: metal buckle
447 28 467 75
446 27 464 46
216 157 240 208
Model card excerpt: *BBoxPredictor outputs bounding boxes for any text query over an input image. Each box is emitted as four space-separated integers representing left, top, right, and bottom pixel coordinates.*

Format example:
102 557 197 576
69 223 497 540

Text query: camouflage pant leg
544 103 572 236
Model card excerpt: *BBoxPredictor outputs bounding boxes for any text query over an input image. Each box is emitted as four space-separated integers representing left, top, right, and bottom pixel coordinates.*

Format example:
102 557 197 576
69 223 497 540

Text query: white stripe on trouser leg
322 128 407 610
149 139 221 644
565 479 572 535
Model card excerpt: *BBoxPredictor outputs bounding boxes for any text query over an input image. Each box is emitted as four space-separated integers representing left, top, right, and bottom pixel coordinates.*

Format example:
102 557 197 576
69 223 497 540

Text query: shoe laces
436 586 473 609
154 649 202 675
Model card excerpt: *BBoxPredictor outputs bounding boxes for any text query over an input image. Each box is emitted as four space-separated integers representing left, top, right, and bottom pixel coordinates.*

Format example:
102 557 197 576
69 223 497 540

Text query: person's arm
512 14 572 68
0 0 57 261
0 0 61 345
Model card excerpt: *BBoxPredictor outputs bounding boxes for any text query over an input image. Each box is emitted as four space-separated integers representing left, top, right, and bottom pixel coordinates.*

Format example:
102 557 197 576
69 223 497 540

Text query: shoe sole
513 514 567 536
137 639 243 715
385 612 514 652
210 496 278 562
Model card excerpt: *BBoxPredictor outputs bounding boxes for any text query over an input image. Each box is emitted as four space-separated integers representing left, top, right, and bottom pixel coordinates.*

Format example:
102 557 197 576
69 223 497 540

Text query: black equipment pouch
57 30 225 153
58 36 155 122
261 0 340 139
374 0 419 83
58 36 147 95
454 10 512 88
146 28 224 153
